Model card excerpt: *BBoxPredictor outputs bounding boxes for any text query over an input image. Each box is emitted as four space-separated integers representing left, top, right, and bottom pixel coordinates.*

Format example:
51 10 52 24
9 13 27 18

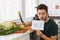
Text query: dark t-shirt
40 19 58 40
33 15 58 40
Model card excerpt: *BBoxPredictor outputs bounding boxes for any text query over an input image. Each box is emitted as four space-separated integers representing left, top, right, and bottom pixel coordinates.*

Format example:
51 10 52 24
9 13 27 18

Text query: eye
38 13 41 15
42 13 45 14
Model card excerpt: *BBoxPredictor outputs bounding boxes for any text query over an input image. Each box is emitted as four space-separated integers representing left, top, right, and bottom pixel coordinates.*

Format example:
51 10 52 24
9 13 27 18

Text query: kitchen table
0 31 32 40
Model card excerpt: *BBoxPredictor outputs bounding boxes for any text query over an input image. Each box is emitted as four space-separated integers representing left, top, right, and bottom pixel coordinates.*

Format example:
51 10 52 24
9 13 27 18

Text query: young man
26 4 58 40
34 4 58 40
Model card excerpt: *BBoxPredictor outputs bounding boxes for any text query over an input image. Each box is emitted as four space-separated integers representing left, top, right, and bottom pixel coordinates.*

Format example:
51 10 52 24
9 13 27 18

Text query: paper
32 20 44 30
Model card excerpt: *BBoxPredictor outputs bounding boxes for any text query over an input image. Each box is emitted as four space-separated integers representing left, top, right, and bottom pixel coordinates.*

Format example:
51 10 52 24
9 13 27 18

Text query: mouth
40 18 44 20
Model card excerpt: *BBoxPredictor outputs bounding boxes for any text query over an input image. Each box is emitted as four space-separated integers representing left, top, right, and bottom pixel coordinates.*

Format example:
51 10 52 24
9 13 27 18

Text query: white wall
38 0 60 16
25 0 37 18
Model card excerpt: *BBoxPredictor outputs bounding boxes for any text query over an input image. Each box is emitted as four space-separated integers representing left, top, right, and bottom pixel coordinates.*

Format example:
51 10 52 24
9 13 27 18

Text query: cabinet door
19 34 30 40
13 34 30 40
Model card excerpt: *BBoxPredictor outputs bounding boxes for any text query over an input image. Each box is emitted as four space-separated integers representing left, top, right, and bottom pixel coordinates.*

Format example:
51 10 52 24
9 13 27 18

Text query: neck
44 17 50 23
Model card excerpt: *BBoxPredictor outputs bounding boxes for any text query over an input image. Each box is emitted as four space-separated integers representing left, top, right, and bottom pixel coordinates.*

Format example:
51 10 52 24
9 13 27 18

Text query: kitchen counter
0 31 33 40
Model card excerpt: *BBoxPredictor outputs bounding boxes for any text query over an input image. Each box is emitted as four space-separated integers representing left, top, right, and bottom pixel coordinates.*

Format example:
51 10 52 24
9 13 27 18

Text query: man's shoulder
49 18 56 24
49 18 58 28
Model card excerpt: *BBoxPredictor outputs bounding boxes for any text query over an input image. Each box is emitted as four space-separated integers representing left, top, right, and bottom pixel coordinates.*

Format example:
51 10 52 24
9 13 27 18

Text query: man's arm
36 30 57 40
40 33 57 40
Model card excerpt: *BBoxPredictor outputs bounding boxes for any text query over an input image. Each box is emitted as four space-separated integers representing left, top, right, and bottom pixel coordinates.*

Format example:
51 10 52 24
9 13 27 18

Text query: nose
40 14 43 18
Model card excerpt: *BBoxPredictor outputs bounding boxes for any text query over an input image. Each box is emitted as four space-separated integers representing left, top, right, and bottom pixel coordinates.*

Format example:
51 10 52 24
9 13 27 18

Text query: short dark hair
36 4 48 12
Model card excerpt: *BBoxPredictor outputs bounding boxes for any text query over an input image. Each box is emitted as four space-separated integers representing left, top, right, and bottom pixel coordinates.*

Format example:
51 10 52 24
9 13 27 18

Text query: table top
0 31 32 40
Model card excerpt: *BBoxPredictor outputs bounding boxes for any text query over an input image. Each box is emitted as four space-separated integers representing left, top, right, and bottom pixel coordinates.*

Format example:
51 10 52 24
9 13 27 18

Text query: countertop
0 31 32 40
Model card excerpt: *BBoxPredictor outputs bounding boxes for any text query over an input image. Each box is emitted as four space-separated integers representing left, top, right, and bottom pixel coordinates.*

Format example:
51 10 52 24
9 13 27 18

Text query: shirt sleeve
49 22 58 36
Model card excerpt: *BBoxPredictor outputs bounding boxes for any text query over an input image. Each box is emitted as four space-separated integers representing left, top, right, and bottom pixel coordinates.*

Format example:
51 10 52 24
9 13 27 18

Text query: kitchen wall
0 0 22 23
38 0 60 16
0 0 60 23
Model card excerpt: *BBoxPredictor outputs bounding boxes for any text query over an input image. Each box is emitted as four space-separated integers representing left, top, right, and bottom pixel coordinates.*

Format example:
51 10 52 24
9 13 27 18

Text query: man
26 4 58 40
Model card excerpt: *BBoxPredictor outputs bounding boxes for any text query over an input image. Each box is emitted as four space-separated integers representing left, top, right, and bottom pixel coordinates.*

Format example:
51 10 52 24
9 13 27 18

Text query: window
0 0 22 22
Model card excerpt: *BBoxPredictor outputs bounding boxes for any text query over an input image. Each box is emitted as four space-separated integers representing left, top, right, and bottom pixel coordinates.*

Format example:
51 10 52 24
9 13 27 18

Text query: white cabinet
13 32 30 40
38 0 60 16
17 34 30 40
0 31 32 40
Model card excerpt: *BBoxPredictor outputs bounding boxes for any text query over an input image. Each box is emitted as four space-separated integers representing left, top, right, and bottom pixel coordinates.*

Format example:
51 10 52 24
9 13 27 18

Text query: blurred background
0 0 60 40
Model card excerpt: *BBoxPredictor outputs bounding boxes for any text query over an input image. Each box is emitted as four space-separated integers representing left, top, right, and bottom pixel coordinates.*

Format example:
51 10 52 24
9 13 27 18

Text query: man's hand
36 30 42 36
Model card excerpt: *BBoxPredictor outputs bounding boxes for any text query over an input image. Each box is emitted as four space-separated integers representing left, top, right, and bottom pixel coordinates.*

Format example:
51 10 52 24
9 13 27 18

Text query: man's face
37 9 48 20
